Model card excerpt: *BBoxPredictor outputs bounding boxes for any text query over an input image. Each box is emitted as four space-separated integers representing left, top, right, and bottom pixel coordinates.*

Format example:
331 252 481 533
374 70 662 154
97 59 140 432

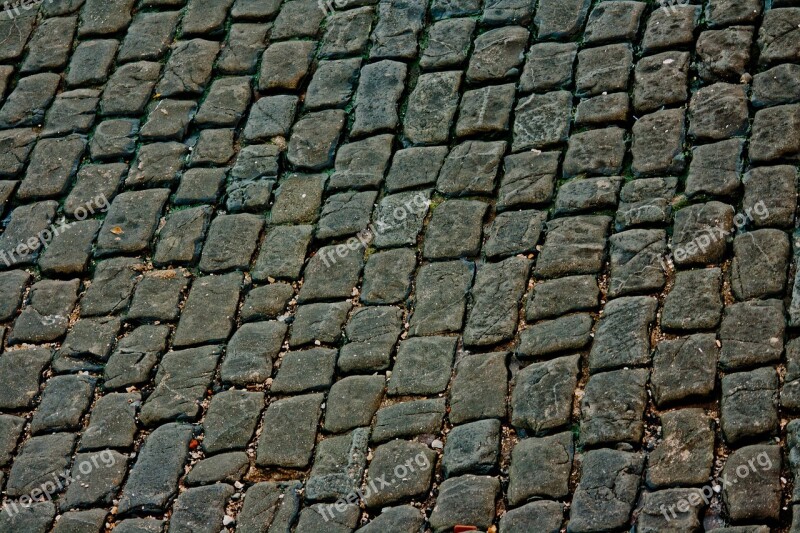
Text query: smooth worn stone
103 325 170 390
256 393 324 468
370 0 425 59
696 26 754 81
662 268 723 331
570 449 644 533
420 18 475 70
182 0 235 35
575 43 633 98
237 482 301 533
743 165 797 228
306 429 370 501
719 299 785 371
631 108 687 177
456 83 515 137
0 347 52 409
339 306 402 373
450 352 507 425
0 73 60 128
750 104 800 163
706 0 761 26
361 248 416 305
54 316 121 372
517 313 593 358
512 90 572 152
328 134 394 191
437 140 505 196
51 509 108 533
404 71 461 145
535 215 611 278
686 139 744 197
512 355 579 434
66 39 118 87
258 41 315 91
6 433 75 498
90 119 139 160
0 128 37 178
174 169 225 205
0 189 55 237
0 414 24 467
0 269 30 321
423 200 488 259
389 336 457 395
534 0 590 40
324 375 385 433
464 257 530 347
184 453 249 486
269 174 326 224
20 16 77 73
752 63 800 108
296 241 363 301
10 279 79 343
271 347 337 393
79 0 134 35
372 398 446 443
721 445 781 522
467 26 528 83
757 7 800 66
168 484 234 533
497 151 559 210
386 146 448 192
195 77 252 127
153 206 212 267
127 141 187 188
430 475 499 532
583 1 645 44
484 209 546 259
319 7 373 59
221 321 286 386
118 11 181 62
730 229 790 301
671 201 735 266
364 440 436 508
519 42 577 93
633 51 690 113
481 0 534 25
575 92 630 126
38 219 102 277
642 5 699 53
562 128 626 178
373 190 430 248
40 90 99 137
607 229 666 298
61 450 127 509
202 390 263 454
243 95 298 142
18 135 86 200
227 179 277 214
305 58 361 110
689 82 749 142
636 488 706 532
80 392 140 451
96 189 169 256
499 500 563 533
289 302 351 347
100 61 161 116
0 502 55 532
287 109 347 170
173 273 242 347
156 39 219 97
442 419 501 478
652 334 718 407
580 368 648 447
646 408 714 488
508 432 573 505
356 506 424 533
556 176 622 215
270 0 325 39
409 260 474 336
526 275 599 321
189 129 235 166
139 345 222 426
127 270 189 323
721 367 779 444
588 296 657 372
199 214 263 273
31 374 94 434
351 61 407 137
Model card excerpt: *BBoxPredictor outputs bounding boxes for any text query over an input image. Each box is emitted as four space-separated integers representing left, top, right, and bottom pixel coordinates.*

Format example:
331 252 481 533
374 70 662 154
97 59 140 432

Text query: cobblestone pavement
0 0 800 531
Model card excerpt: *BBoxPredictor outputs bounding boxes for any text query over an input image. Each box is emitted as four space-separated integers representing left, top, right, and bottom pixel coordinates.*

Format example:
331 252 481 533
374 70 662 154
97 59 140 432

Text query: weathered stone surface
518 313 593 358
256 393 323 468
512 355 578 435
721 445 781 522
721 367 779 444
580 368 648 447
409 260 474 336
719 299 785 371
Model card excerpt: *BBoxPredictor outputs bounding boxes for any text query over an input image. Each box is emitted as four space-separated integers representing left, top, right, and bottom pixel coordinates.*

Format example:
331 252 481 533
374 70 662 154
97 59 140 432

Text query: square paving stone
202 390 264 454
258 41 315 91
512 91 572 152
721 367 779 445
153 206 212 267
328 134 394 191
731 229 790 301
631 108 687 177
118 10 180 62
0 347 52 409
126 269 189 322
642 5 700 53
646 408 714 488
243 95 298 142
90 119 139 160
20 16 77 73
584 0 645 43
580 368 648 447
289 302 351 347
96 189 169 256
508 432 573 505
556 177 623 217
103 325 169 390
706 0 761 26
404 71 461 144
484 209 546 259
497 151 559 210
80 392 140 451
569 448 644 532
296 503 358 533
100 61 160 116
0 73 60 128
18 135 86 200
526 275 599 321
324 375 385 433
0 11 36 62
671 201 735 266
220 321 286 386
750 104 800 163
562 128 626 178
635 488 706 532
721 445 781 522
429 475 499 532
173 272 242 347
757 7 800 66
317 190 378 240
534 215 611 278
54 316 121 372
319 7 373 59
6 432 76 497
174 169 224 206
456 84 515 137
389 336 457 395
696 26 754 82
306 428 370 501
339 306 403 373
194 77 252 127
499 501 563 533
662 268 723 331
464 256 530 347
305 58 361 110
686 139 744 197
256 393 323 468
199 214 264 273
482 0 535 25
184 453 248 486
607 229 666 297
574 92 630 126
40 89 100 138
0 414 24 467
517 313 593 358
752 63 800 108
689 82 749 142
269 174 326 224
139 99 196 141
156 39 219 97
11 279 80 343
370 0 425 60
361 248 417 305
512 354 578 435
372 398 446 443
534 0 590 40
38 219 102 277
743 165 797 228
420 18 475 70
576 43 633 98
154 483 232 533
61 450 127 509
449 352 508 424
0 269 30 321
236 482 301 533
0 129 37 178
633 51 690 113
252 225 313 282
127 141 187 188
139 345 223 426
356 506 424 533
385 146 448 192
588 296 657 373
271 0 325 38
297 242 364 302
409 260 474 336
423 199 488 259
466 26 528 83
351 61 407 138
719 299 785 371
271 348 338 394
363 440 436 508
188 129 234 166
31 374 94 434
240 283 294 323
519 42 577 93
0 502 55 532
437 140 505 196
443 419 501 478
52 509 108 533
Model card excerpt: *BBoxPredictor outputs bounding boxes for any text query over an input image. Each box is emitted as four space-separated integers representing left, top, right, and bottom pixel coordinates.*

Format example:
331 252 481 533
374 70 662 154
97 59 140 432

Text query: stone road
0 0 799 531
